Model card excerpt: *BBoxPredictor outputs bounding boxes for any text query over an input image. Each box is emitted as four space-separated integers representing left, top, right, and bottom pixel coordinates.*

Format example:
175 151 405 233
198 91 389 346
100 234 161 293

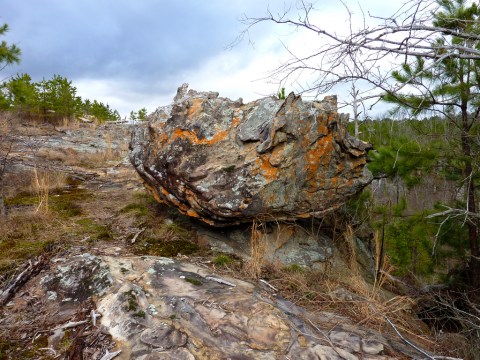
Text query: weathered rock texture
131 84 372 226
6 253 409 359
97 255 396 359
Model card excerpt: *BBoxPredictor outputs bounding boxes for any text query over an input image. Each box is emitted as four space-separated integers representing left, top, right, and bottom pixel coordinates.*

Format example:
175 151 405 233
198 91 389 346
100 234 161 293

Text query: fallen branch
426 206 480 221
91 310 101 326
0 256 48 306
205 276 236 287
53 320 88 331
384 316 435 360
260 279 278 292
100 350 122 360
38 347 57 356
130 227 146 244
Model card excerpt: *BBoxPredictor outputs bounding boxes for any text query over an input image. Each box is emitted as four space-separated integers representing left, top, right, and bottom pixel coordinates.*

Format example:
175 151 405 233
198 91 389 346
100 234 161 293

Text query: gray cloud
3 0 392 117
0 0 284 114
2 0 273 83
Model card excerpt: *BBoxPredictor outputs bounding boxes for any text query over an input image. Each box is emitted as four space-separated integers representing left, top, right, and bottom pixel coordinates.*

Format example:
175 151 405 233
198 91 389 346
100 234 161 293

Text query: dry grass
59 117 81 130
32 167 50 213
37 146 123 168
31 169 69 213
0 113 11 135
2 167 70 201
104 132 112 160
235 222 435 354
0 212 58 281
245 220 268 279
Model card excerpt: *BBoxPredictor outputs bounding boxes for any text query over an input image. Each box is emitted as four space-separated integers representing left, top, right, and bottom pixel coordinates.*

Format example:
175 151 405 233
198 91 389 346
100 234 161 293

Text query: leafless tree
239 0 480 284
238 0 480 96
0 113 15 217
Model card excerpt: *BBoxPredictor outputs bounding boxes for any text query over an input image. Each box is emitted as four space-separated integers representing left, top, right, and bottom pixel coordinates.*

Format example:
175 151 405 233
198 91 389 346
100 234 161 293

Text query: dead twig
91 310 101 326
38 347 57 356
100 349 122 360
0 255 48 306
205 276 236 287
260 279 278 292
384 315 435 360
130 227 146 244
53 320 88 331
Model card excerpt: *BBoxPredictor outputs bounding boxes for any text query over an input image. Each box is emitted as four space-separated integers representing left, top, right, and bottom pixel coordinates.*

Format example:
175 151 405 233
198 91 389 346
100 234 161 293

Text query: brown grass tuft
245 220 267 279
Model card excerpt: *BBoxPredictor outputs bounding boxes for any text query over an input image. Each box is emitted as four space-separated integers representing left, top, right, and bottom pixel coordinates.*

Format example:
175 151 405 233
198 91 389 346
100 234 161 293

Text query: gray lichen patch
40 253 112 302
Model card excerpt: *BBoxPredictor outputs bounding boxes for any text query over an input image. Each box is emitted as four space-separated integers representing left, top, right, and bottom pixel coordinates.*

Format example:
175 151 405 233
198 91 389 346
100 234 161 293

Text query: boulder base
130 84 372 226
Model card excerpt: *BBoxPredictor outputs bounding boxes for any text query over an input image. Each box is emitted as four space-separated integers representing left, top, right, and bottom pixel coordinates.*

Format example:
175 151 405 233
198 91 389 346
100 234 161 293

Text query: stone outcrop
0 250 431 359
97 255 396 359
130 84 372 226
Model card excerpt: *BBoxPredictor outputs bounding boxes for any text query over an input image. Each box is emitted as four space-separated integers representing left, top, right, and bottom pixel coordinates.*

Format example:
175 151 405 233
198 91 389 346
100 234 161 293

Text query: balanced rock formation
130 84 372 226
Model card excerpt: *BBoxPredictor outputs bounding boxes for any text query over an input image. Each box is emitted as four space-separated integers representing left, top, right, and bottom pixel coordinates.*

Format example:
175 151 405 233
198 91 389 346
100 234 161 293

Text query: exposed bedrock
130 84 373 226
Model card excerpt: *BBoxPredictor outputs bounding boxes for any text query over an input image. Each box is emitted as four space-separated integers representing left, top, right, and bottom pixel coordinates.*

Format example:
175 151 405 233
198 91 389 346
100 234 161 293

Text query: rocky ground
0 120 462 359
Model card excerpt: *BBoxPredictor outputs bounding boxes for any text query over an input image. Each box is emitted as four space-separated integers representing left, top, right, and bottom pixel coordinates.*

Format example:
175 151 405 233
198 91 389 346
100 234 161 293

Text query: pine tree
382 0 480 285
0 24 20 70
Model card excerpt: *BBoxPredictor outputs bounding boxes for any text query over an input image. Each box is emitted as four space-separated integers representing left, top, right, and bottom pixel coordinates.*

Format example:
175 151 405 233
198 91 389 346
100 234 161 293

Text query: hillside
0 115 472 359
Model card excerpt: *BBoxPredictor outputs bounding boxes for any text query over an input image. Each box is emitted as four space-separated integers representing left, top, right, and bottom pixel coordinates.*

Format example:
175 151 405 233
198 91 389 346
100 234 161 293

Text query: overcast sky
1 0 396 118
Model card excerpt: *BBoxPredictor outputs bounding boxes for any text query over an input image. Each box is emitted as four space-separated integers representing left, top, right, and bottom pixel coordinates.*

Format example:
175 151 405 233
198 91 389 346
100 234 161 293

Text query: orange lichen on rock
186 208 200 218
269 143 286 167
256 155 279 181
305 134 334 177
130 84 373 226
144 183 165 205
171 128 229 146
159 186 188 212
156 132 169 145
187 98 204 118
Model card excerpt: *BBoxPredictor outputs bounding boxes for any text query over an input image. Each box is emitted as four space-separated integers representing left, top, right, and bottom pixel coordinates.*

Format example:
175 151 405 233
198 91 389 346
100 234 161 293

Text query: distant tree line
1 21 149 126
345 116 478 282
0 73 121 123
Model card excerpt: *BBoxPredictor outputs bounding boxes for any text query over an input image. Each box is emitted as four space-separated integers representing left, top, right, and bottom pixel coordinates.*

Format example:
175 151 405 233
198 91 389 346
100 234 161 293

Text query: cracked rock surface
94 255 398 359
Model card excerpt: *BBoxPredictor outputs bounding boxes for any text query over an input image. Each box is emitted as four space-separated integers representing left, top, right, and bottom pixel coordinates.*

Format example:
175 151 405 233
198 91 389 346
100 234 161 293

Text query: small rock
47 291 57 301
362 338 384 355
329 331 361 352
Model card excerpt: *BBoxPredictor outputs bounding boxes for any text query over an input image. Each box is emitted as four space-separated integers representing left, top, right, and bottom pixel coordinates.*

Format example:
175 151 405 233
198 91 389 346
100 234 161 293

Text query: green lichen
185 277 203 286
133 310 146 318
5 188 92 218
120 203 148 216
124 290 139 312
222 165 236 173
0 334 50 359
284 264 305 274
75 218 113 241
214 254 233 266
135 239 199 257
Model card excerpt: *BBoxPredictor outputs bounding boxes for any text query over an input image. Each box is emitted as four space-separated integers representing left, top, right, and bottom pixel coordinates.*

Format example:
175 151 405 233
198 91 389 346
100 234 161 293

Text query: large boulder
130 84 372 226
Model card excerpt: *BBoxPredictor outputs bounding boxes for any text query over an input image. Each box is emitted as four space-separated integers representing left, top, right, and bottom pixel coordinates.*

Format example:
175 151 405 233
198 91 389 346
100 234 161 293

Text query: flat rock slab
95 255 393 359
2 252 417 359
130 84 372 226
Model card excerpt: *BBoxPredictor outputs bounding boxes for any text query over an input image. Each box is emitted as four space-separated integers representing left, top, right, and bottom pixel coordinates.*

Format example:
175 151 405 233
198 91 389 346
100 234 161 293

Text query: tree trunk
466 172 479 284
0 195 5 217
461 106 479 286
352 84 360 137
